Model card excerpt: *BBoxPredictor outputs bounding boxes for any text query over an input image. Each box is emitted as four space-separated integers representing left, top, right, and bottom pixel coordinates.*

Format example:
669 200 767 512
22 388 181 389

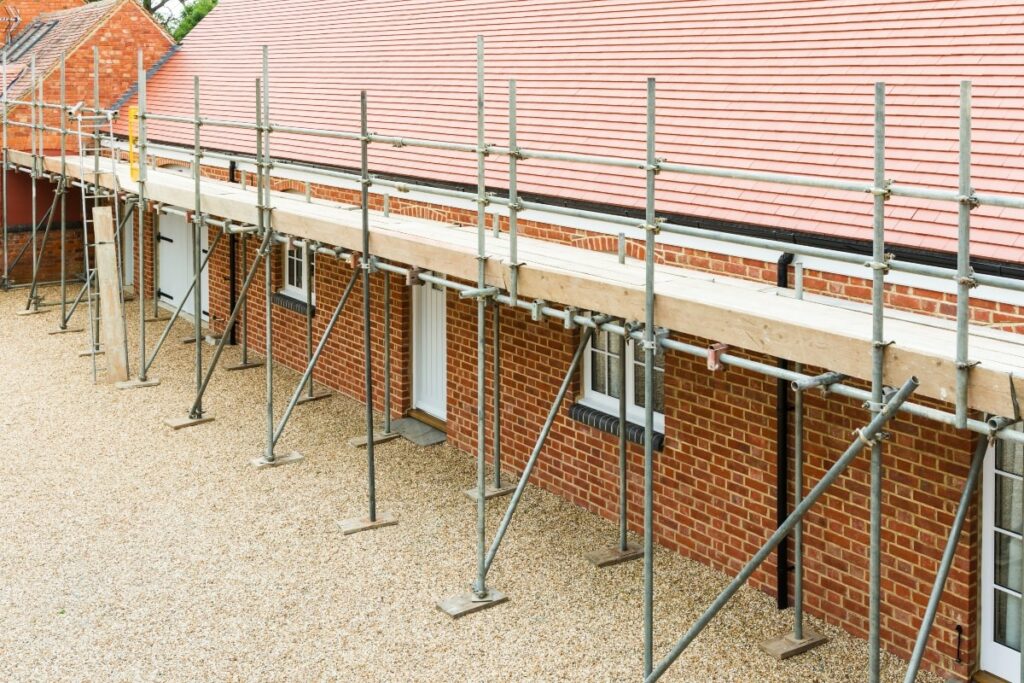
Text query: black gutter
775 251 795 611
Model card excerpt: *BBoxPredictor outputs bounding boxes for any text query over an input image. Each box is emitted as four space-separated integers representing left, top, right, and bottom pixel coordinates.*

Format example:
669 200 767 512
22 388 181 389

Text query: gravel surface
0 286 941 682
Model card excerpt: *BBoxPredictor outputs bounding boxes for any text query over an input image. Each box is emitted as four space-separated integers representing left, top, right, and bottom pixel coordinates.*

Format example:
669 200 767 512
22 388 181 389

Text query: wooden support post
93 207 129 383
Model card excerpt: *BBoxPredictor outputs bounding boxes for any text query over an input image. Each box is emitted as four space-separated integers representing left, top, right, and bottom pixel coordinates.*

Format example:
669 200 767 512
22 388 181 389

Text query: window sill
569 403 665 451
272 291 315 316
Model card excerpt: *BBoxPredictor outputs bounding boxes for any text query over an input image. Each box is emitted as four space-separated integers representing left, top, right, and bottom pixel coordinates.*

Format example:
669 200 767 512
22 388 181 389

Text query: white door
156 212 208 321
412 282 447 421
981 428 1024 682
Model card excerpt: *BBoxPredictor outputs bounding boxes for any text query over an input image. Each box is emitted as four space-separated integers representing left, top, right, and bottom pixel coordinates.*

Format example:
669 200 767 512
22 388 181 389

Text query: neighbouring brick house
95 0 1024 680
0 0 171 287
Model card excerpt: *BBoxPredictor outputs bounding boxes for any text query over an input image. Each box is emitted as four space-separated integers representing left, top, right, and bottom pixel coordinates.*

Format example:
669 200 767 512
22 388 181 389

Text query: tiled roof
128 0 1024 262
3 0 118 100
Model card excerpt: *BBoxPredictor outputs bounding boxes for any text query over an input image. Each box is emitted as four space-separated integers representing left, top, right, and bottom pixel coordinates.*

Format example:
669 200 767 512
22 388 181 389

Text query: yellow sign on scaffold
128 106 139 182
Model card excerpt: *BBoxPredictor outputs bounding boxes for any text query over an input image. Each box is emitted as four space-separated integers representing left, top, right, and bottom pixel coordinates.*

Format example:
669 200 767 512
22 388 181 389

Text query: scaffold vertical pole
585 320 641 568
508 79 519 307
58 55 67 327
383 267 393 434
191 75 205 416
337 89 396 529
116 50 160 387
474 34 489 595
954 81 974 429
137 51 149 377
1 52 7 290
868 81 888 683
642 76 657 679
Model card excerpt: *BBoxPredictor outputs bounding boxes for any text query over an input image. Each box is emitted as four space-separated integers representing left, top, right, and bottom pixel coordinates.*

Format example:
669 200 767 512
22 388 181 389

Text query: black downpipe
227 160 238 345
775 251 795 610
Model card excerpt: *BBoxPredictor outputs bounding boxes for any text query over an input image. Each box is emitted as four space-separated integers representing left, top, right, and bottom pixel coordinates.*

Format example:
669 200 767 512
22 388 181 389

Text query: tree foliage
172 0 217 40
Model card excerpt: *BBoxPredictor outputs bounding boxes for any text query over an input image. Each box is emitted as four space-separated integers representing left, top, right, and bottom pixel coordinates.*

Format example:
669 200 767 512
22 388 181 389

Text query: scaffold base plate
464 482 517 502
296 390 333 406
585 542 643 568
347 431 401 448
225 360 264 372
78 348 104 357
115 377 161 390
16 308 50 316
336 511 398 535
163 415 215 430
48 327 83 335
437 589 508 619
250 451 304 469
759 630 828 661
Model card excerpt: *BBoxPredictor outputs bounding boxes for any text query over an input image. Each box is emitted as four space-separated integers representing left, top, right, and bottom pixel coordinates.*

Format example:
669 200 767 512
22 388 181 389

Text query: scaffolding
4 39 1024 682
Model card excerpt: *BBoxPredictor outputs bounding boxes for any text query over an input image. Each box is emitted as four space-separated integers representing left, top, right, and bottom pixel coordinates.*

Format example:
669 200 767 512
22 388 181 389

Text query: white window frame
280 243 315 304
581 331 665 433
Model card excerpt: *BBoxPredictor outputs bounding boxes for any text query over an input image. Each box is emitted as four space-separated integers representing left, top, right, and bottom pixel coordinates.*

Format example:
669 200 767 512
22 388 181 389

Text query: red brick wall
133 169 1011 682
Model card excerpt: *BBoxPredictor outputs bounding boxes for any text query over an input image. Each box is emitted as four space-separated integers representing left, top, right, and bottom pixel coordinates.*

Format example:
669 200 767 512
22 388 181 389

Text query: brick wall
132 168 1014 682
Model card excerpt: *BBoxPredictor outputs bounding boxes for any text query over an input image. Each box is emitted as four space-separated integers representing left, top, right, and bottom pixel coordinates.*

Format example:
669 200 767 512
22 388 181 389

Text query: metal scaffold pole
1 51 7 290
116 50 160 387
585 320 642 568
642 76 658 679
954 81 975 429
225 225 263 372
474 35 488 597
57 55 68 328
868 81 888 683
337 89 396 531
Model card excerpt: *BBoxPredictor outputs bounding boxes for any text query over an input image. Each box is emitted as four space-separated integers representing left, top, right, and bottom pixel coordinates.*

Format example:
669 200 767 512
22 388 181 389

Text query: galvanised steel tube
137 50 148 381
28 57 37 308
492 302 502 489
618 322 629 552
642 77 657 678
1 52 7 289
793 376 806 640
259 58 276 465
239 230 251 365
508 79 520 306
645 377 920 683
473 35 489 598
273 267 359 446
483 325 597 574
145 229 224 375
360 89 378 521
901 434 987 683
190 75 205 420
383 265 392 434
58 56 67 328
868 81 887 683
303 240 314 399
955 81 973 430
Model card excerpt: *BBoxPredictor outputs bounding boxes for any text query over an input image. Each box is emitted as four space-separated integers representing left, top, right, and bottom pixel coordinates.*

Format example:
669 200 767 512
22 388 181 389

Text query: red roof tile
130 0 1024 262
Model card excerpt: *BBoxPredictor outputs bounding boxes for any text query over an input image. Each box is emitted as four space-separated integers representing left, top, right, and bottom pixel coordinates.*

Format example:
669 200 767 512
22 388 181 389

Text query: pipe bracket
707 342 729 371
530 299 546 321
405 267 425 286
563 306 577 329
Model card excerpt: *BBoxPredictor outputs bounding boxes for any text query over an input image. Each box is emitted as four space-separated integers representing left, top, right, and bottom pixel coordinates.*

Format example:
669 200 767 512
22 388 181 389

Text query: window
280 243 314 303
581 328 665 432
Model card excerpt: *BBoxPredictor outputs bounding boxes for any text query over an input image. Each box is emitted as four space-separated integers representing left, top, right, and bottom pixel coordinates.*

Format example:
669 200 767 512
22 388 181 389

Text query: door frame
980 438 1021 682
411 281 447 422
